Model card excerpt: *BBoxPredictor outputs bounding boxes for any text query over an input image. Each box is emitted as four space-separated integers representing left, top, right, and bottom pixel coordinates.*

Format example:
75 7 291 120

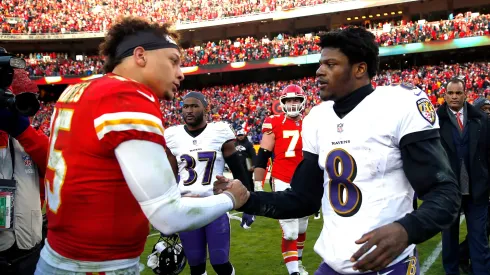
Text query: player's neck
185 123 207 137
112 67 145 85
333 80 371 102
448 104 464 113
333 84 374 118
285 114 302 121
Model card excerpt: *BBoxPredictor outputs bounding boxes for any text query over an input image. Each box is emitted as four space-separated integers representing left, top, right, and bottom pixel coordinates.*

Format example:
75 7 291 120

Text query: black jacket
437 102 490 205
235 138 256 170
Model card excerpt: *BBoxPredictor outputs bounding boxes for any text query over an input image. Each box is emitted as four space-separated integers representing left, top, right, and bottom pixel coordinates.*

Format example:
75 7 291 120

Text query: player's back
165 122 235 197
45 74 165 264
262 113 303 183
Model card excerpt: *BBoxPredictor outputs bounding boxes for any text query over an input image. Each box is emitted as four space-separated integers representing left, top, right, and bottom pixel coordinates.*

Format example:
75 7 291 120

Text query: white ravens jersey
303 85 438 273
164 122 236 197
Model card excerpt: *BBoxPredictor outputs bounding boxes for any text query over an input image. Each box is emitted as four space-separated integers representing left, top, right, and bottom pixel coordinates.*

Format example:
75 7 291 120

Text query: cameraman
0 68 48 275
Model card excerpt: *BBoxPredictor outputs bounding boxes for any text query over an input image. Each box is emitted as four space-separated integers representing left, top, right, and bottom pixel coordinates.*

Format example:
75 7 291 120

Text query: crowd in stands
0 0 331 34
31 62 490 143
22 53 104 77
18 12 490 77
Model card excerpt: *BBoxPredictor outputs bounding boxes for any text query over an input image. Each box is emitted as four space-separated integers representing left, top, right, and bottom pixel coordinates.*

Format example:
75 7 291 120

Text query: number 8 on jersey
326 149 362 217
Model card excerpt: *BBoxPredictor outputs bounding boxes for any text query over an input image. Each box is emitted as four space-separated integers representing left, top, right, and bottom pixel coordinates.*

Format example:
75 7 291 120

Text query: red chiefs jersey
45 73 165 261
262 113 303 183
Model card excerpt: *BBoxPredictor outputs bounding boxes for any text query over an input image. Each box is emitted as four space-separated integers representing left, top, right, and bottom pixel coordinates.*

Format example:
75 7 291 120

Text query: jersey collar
333 84 374 119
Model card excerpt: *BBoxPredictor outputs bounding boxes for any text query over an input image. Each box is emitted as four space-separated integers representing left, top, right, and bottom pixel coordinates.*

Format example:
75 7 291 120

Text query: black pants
0 241 43 275
459 202 490 264
247 171 255 191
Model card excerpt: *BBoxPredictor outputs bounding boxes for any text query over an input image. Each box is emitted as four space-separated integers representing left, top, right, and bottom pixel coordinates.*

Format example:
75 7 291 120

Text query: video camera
0 47 40 117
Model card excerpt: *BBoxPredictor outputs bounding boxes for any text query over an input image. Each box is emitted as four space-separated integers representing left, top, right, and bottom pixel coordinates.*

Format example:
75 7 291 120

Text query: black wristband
256 147 272 169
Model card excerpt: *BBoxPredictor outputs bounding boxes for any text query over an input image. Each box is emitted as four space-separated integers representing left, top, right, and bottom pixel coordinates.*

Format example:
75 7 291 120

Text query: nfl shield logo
337 123 344 133
22 155 32 167
193 140 197 145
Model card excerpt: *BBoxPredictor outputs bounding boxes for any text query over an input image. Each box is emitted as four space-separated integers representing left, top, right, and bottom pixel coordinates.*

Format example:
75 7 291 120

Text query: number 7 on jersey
283 130 300 157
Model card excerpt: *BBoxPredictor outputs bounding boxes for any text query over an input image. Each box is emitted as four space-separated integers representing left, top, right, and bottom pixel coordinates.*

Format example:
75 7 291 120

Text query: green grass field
138 193 473 275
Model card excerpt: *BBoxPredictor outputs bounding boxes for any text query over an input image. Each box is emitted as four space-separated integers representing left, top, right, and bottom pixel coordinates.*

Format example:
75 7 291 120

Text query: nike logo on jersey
377 270 394 275
137 90 155 102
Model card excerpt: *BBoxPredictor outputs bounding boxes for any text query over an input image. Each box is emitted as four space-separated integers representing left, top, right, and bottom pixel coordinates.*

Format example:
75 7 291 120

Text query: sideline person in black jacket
235 129 257 229
437 79 490 275
457 96 490 274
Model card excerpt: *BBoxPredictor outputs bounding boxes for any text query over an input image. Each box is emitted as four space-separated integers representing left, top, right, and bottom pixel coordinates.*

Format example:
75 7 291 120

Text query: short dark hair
446 77 465 91
318 26 379 79
99 16 179 73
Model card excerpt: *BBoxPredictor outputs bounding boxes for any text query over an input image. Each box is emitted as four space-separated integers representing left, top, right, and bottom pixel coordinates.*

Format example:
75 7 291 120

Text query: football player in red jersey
35 17 249 275
254 84 309 275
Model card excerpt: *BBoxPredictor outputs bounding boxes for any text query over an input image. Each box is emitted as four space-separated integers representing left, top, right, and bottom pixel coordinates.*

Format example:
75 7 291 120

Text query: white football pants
273 178 309 240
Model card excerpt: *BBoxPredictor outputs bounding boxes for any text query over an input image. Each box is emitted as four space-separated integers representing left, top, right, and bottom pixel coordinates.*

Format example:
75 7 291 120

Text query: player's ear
133 47 147 67
354 62 367 79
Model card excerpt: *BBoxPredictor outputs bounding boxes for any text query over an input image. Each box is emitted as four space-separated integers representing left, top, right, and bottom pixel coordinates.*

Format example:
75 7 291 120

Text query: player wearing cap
164 92 252 275
35 17 250 274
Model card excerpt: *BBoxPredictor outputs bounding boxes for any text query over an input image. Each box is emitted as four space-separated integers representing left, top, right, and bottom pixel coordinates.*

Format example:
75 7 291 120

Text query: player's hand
350 222 409 272
214 175 250 209
224 179 250 209
213 175 232 194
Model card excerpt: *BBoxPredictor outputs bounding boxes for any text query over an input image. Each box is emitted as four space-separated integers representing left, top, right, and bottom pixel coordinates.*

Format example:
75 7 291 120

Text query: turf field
139 185 472 275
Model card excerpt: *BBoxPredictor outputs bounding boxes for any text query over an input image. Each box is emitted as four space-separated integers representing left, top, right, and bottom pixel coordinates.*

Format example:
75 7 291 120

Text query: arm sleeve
15 125 49 176
396 89 439 142
225 151 253 192
397 134 461 244
394 89 460 245
221 122 237 144
115 139 234 235
238 151 323 218
93 86 166 151
261 116 274 134
238 114 323 218
15 126 49 207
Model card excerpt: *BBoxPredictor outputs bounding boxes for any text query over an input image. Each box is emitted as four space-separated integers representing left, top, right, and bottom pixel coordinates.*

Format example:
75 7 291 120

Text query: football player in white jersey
165 92 252 275
215 26 461 274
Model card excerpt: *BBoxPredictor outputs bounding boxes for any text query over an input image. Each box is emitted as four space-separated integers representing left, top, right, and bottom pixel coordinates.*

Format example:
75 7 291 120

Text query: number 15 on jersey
45 108 74 214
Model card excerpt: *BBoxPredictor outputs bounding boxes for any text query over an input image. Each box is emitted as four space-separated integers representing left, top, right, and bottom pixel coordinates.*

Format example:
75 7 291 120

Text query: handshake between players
213 175 250 209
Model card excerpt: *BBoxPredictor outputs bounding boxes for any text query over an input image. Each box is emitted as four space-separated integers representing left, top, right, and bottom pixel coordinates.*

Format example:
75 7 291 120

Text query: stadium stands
31 62 490 143
18 13 490 77
0 0 332 34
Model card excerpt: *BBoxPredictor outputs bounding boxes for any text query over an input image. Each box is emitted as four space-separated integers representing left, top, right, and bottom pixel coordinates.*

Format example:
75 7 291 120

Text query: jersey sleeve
163 126 177 156
92 84 165 151
219 122 237 143
261 116 275 134
302 106 319 155
395 86 440 145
